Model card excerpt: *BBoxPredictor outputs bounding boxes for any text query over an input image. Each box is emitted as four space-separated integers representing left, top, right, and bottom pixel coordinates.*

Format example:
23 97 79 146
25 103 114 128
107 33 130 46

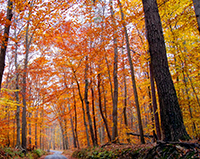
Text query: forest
0 0 199 158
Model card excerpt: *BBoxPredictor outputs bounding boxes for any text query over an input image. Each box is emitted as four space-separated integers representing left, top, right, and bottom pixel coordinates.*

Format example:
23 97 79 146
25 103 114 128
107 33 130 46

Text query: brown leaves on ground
71 140 200 159
62 149 78 159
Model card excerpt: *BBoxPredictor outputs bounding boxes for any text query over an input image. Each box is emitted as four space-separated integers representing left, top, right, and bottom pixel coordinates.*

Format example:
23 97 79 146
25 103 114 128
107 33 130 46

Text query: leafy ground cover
71 140 200 159
0 147 47 159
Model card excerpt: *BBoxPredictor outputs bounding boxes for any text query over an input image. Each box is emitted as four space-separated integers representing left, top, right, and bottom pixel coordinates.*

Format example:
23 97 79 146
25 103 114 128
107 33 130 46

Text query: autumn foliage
0 0 199 152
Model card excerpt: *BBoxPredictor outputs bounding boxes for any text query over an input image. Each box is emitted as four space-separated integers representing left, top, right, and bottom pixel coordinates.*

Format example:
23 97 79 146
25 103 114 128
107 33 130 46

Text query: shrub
32 149 45 157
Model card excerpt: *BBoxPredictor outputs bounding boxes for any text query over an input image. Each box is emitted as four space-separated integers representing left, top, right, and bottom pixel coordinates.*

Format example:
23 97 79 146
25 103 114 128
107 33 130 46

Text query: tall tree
14 17 21 148
117 0 145 144
0 0 13 89
142 0 190 141
22 1 35 149
109 0 119 142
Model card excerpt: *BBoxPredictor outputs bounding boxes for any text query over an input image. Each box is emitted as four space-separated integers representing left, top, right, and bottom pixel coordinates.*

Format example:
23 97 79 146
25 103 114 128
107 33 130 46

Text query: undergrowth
0 147 46 159
72 141 200 159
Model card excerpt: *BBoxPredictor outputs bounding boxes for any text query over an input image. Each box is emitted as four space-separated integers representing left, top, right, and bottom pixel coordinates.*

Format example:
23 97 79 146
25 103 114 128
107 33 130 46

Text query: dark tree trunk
0 0 13 89
74 73 90 147
91 86 98 146
98 73 111 141
22 3 34 149
142 0 190 141
73 87 80 148
84 56 96 146
109 0 119 142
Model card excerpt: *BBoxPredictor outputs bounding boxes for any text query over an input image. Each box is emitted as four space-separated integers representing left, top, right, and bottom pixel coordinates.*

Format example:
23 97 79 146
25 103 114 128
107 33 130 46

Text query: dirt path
39 150 77 159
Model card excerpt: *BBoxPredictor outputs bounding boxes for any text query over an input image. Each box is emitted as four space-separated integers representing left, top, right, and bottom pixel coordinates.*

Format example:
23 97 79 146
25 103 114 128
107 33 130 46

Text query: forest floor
64 139 200 159
2 140 198 159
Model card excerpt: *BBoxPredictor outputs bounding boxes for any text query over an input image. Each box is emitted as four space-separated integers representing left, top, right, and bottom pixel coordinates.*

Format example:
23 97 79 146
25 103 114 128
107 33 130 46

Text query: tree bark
142 0 190 141
0 0 13 89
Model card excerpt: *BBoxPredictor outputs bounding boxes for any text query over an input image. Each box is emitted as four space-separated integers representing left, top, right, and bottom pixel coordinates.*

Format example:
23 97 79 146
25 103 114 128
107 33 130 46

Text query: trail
44 150 67 159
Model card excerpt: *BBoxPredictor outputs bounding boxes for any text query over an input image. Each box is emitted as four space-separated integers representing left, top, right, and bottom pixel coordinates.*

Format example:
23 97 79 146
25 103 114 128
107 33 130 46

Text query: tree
0 0 13 89
117 0 145 144
142 0 190 141
109 0 119 143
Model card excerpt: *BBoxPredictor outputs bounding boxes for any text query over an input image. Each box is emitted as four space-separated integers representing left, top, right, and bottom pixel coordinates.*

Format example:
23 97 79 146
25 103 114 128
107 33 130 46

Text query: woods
0 0 199 153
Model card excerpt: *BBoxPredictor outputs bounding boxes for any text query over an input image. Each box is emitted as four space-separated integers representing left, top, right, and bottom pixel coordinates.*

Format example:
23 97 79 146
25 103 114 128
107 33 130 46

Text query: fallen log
126 132 153 138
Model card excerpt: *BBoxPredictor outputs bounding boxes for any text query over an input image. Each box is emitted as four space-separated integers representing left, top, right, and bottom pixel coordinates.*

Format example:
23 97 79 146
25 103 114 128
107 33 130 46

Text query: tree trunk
22 2 35 149
70 113 77 148
192 0 200 33
117 0 145 144
40 106 44 149
73 72 90 147
35 109 38 148
121 46 130 143
14 25 20 147
84 56 96 146
109 0 119 142
142 0 190 141
73 87 80 148
0 0 13 89
149 62 161 140
97 73 111 142
28 113 32 147
91 86 98 146
64 119 69 149
21 22 30 151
